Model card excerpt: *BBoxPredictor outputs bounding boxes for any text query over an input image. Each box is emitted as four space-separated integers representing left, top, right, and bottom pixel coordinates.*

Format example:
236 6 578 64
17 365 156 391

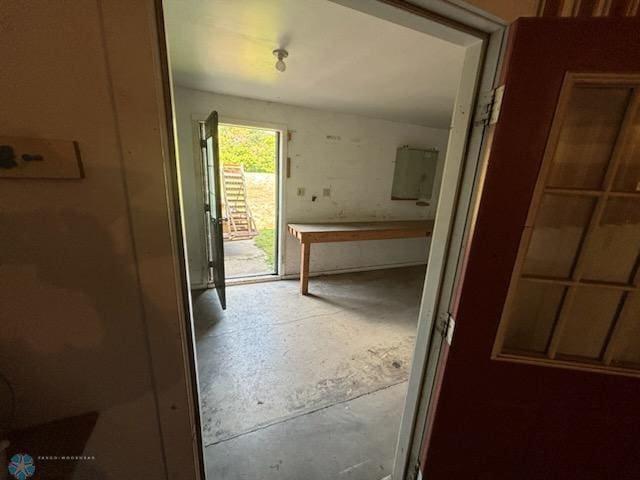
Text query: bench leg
300 242 310 295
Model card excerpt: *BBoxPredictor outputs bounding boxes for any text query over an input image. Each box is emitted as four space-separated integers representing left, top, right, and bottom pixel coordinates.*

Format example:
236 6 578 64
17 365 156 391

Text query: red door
421 18 640 479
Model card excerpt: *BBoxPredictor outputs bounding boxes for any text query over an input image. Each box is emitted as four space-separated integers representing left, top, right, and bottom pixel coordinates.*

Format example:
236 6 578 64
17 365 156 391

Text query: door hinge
445 315 455 346
204 204 211 213
474 85 504 127
211 217 228 226
200 139 207 149
208 260 214 268
438 312 456 346
406 460 421 480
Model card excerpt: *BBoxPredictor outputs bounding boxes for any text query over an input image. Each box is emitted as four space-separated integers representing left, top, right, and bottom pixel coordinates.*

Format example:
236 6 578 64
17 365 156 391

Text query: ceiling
165 0 465 128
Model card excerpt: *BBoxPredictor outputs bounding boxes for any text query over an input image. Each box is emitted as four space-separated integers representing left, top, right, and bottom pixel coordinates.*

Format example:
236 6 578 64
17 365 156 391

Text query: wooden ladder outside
221 164 258 240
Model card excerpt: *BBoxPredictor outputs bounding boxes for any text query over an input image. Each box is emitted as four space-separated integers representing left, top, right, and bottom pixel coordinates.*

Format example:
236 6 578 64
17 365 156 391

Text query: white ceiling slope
165 0 465 128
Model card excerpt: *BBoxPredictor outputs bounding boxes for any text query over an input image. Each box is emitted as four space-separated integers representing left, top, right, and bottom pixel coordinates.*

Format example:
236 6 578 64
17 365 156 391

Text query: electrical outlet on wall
297 187 306 196
322 188 331 197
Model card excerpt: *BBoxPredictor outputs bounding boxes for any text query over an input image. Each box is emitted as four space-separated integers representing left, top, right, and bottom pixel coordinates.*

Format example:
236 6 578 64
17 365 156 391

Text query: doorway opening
203 121 281 280
163 0 492 478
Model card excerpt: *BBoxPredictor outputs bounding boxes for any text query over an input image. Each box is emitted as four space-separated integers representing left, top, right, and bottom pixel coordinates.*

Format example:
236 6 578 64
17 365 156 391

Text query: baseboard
190 262 427 290
226 274 280 286
280 261 427 280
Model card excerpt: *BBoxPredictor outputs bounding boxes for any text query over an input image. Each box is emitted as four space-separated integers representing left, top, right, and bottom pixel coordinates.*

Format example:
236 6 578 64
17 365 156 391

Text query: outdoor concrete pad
224 238 272 278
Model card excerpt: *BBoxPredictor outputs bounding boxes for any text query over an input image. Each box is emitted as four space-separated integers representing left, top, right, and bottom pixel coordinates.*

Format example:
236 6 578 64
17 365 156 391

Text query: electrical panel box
391 146 438 201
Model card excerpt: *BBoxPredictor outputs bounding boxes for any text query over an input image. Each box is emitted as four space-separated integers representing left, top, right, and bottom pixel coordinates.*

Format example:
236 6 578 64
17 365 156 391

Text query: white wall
174 87 450 286
0 2 198 479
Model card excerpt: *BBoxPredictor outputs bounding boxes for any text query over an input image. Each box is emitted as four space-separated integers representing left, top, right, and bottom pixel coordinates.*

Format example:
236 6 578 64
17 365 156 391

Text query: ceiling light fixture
273 48 289 72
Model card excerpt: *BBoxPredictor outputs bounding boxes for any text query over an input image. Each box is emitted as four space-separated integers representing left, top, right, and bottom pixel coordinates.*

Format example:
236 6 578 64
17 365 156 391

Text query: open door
203 111 226 309
421 18 640 478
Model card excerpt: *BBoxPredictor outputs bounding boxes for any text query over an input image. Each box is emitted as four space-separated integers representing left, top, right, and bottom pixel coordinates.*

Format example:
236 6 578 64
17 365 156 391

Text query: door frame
195 115 288 283
148 0 507 479
331 3 507 479
219 117 288 281
401 32 507 479
396 26 506 479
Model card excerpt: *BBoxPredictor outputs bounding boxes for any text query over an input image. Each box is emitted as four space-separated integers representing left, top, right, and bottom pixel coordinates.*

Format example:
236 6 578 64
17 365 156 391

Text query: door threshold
223 274 280 286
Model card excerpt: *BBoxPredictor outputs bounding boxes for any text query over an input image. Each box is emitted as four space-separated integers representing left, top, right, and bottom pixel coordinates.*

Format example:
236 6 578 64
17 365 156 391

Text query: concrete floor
224 238 273 278
192 266 425 479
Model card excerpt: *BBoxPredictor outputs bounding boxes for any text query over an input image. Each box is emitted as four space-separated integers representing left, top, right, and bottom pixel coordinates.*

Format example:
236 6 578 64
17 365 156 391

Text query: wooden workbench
288 220 434 295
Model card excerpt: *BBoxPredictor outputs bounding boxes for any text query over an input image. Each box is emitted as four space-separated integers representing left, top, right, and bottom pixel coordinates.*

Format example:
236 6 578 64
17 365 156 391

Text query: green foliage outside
254 228 275 268
218 124 276 270
219 125 276 173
